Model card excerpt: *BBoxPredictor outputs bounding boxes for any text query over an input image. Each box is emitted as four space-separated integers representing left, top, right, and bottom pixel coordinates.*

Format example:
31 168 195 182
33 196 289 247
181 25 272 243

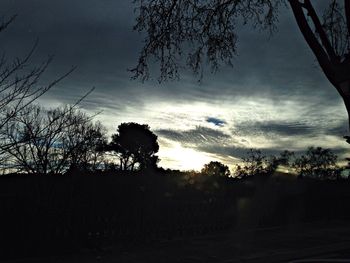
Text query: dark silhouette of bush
201 161 230 177
235 149 296 178
235 149 273 178
292 146 341 179
107 122 159 171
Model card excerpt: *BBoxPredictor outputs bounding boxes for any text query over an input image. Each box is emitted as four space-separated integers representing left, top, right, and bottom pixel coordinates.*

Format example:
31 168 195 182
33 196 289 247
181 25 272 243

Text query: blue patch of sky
206 117 226 127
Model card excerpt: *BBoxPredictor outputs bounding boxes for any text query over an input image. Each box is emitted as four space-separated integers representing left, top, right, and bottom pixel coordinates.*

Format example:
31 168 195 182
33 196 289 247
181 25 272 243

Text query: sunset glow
158 141 215 171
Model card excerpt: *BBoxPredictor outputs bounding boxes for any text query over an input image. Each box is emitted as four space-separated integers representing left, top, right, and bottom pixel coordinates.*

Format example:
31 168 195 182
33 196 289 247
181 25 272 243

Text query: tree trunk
289 0 350 130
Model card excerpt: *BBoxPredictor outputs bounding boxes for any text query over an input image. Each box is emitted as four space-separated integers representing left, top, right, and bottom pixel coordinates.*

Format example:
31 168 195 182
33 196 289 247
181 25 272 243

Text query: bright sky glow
158 140 215 171
73 96 349 171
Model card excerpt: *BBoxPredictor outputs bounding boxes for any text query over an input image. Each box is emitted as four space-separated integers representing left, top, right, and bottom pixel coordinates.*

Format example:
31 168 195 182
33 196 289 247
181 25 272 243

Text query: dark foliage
292 146 341 179
107 122 159 171
235 149 280 178
201 161 230 177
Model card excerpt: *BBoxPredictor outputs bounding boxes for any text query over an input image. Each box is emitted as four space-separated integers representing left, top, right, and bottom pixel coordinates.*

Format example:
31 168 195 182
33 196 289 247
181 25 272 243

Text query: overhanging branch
303 0 338 63
289 0 337 87
345 0 350 37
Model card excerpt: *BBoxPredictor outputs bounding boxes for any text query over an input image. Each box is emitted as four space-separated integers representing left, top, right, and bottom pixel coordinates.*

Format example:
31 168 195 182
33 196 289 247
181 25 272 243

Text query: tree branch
0 15 16 33
345 0 350 37
303 0 338 62
288 0 338 87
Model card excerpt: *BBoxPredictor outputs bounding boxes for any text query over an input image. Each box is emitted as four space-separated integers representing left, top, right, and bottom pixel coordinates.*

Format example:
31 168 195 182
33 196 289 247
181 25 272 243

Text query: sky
1 0 349 171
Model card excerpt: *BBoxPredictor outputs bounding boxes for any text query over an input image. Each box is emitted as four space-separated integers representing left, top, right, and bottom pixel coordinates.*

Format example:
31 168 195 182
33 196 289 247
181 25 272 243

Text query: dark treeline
0 105 161 175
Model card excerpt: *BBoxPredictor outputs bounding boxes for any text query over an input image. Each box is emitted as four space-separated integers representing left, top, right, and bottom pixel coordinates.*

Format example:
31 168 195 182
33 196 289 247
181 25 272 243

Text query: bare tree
0 104 107 174
60 112 107 172
0 105 66 173
132 0 284 81
0 15 74 130
132 0 350 127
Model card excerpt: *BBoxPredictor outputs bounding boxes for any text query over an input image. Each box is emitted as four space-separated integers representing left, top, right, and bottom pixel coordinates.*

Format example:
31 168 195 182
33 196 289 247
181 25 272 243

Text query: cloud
233 120 316 137
324 119 348 136
197 144 348 161
156 126 231 146
232 118 349 138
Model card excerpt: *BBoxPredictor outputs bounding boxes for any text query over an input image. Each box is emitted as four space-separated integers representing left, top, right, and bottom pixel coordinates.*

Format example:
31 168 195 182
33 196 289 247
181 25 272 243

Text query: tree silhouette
292 146 341 179
132 0 350 127
235 149 271 178
201 161 230 177
0 16 73 130
59 111 107 172
263 150 296 174
0 105 106 174
234 149 292 177
277 150 295 167
108 122 159 171
0 15 75 167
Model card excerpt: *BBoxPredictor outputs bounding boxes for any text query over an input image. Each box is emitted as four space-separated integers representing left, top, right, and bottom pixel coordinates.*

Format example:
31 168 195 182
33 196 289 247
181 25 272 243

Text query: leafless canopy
287 1 350 88
132 0 350 83
0 16 74 130
322 1 350 59
132 0 285 81
0 105 107 174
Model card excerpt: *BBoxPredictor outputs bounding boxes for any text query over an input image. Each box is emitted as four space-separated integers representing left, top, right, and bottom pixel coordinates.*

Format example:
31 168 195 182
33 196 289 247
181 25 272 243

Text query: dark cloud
232 119 348 138
197 145 282 159
156 126 231 146
233 120 316 137
197 144 347 161
0 0 342 108
324 120 349 136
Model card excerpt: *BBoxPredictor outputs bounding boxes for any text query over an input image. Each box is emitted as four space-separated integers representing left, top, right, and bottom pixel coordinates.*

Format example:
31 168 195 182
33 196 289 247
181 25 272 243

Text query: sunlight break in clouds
37 88 349 171
83 95 348 171
158 140 215 171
